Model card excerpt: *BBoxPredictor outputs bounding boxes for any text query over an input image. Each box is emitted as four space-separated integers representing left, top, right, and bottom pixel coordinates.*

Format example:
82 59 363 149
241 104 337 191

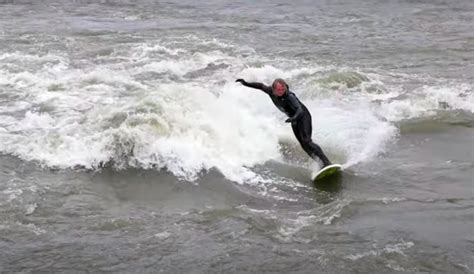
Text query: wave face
0 34 472 183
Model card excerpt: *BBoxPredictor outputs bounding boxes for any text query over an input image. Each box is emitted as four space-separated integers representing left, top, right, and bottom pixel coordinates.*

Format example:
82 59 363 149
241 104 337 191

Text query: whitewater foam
1 37 469 184
378 83 473 121
345 240 415 261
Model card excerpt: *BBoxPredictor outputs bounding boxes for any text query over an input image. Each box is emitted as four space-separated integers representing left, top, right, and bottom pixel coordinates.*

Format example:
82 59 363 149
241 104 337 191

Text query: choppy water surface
1 0 473 273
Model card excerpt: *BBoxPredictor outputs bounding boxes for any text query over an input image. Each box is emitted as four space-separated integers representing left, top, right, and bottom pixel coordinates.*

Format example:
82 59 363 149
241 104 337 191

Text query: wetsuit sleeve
287 93 304 121
240 81 272 95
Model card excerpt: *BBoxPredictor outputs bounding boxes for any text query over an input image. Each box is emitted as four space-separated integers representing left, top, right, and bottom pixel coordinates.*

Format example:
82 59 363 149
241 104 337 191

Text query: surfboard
312 164 342 181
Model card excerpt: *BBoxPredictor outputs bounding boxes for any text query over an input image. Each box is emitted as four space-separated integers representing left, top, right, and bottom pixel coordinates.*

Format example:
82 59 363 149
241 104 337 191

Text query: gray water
1 0 473 273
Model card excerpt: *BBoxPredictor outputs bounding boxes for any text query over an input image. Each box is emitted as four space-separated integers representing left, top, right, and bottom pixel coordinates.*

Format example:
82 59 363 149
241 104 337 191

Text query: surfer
236 78 332 167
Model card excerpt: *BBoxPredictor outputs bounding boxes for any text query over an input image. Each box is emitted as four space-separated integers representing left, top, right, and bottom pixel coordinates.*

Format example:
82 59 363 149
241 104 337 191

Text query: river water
1 0 473 272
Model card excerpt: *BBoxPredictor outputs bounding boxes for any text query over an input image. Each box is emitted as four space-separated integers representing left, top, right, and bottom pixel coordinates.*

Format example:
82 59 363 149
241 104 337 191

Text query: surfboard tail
312 164 342 181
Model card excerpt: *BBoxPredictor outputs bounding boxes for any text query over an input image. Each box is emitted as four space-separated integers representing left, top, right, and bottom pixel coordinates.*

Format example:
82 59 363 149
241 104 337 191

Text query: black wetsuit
238 80 332 167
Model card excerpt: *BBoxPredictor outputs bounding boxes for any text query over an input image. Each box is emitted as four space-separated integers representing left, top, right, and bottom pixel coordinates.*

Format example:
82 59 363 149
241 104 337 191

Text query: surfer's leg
294 112 332 167
291 122 304 144
291 121 316 158
291 118 312 154
306 140 332 167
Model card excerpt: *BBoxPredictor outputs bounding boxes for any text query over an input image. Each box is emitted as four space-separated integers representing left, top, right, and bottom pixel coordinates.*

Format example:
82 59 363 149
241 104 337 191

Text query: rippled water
1 0 473 273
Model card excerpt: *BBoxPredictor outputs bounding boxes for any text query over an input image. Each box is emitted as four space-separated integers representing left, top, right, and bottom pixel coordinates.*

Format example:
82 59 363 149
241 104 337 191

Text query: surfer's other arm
235 79 272 95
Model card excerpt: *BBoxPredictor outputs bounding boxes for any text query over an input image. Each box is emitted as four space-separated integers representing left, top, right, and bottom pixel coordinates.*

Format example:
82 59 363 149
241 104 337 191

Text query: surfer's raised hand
235 79 246 84
235 79 271 94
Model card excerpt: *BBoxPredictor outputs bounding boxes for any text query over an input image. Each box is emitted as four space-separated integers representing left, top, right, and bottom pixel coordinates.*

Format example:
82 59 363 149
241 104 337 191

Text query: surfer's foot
322 161 332 168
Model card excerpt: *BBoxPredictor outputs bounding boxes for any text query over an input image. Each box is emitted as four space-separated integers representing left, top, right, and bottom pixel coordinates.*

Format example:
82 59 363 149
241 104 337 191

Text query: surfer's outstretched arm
235 79 272 95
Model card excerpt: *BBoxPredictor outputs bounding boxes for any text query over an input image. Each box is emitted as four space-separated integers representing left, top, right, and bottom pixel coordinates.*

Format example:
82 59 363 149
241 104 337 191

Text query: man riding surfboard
236 78 332 168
